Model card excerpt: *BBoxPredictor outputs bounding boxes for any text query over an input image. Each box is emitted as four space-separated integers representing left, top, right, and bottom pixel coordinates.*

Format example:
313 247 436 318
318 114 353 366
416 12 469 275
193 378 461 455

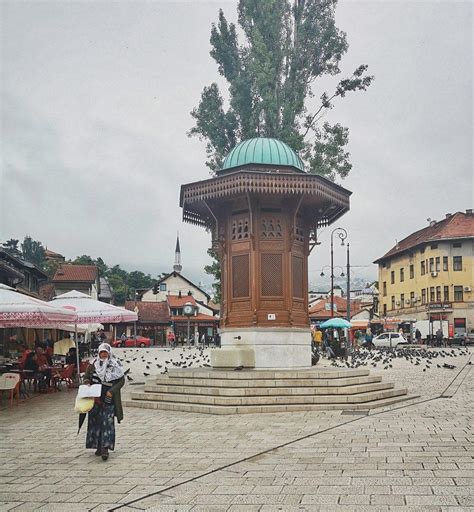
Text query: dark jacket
83 363 125 423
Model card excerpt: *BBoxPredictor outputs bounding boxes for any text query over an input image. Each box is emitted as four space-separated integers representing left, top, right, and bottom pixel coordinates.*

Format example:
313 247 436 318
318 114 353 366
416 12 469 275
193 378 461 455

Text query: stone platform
124 367 413 414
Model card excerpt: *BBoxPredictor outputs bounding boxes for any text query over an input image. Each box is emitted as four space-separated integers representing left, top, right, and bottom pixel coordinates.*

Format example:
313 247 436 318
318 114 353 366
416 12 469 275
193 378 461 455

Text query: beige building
374 210 474 335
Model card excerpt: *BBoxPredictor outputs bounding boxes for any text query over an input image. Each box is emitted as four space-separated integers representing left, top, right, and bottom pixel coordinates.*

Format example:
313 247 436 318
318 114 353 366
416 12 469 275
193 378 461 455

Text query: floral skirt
86 403 115 450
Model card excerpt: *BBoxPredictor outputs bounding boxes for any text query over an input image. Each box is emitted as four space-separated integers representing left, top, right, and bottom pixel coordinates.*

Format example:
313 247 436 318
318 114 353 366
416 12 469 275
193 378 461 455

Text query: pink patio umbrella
49 291 138 378
0 284 78 328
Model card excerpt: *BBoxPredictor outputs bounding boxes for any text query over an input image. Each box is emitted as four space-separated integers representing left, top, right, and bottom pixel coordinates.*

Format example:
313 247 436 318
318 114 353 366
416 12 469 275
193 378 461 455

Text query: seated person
18 345 32 368
24 352 48 391
35 347 52 388
65 347 77 367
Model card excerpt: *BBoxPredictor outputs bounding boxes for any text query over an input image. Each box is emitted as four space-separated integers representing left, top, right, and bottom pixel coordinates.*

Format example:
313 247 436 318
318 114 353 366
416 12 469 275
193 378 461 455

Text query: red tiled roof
52 264 98 282
167 295 197 308
124 301 170 323
309 296 361 318
374 211 474 263
44 249 64 259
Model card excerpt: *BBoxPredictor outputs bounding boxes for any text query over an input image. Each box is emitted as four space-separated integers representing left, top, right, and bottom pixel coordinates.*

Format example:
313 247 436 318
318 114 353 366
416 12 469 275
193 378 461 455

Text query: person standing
83 343 124 461
436 328 443 347
415 328 422 345
364 329 374 350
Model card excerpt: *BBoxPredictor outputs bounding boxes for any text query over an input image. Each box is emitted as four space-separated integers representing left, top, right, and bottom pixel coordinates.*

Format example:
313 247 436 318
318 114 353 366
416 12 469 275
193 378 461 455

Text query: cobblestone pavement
0 348 472 511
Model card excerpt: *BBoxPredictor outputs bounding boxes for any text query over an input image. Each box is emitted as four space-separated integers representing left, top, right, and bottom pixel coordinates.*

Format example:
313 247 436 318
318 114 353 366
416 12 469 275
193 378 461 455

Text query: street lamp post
346 243 351 322
330 227 348 318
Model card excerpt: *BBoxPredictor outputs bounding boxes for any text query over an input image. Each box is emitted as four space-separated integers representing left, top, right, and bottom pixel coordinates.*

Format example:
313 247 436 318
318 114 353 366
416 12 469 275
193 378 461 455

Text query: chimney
466 209 473 215
445 213 452 219
429 220 437 227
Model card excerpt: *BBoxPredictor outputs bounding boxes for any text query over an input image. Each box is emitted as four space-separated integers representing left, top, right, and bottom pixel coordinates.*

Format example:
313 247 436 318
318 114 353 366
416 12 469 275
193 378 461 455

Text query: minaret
173 233 182 273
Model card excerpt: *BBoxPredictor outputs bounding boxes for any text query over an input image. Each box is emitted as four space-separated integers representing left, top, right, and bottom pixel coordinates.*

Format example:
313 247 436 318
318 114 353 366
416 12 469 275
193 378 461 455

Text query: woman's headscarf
93 343 124 383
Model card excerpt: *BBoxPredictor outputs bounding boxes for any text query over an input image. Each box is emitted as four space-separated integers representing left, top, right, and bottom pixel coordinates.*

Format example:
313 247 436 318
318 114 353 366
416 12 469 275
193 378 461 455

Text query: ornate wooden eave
180 168 351 229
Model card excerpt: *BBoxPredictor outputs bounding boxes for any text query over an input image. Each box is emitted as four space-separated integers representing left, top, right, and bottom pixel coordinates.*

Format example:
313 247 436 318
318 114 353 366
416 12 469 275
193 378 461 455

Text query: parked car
372 332 408 349
111 336 152 348
449 333 474 346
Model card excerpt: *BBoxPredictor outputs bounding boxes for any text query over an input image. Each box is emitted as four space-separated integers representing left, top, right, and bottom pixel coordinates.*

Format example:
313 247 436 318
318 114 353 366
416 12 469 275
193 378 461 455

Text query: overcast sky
1 0 472 290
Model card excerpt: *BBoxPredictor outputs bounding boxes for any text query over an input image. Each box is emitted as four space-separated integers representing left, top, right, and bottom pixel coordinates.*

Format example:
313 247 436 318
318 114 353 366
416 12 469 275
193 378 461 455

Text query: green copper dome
221 138 304 172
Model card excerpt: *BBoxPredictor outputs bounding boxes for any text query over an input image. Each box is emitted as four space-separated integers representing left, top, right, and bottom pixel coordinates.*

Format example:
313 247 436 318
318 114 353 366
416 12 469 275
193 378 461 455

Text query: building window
400 293 405 308
410 291 415 304
453 256 462 271
454 286 463 302
429 258 434 273
422 289 426 304
436 286 441 302
421 261 425 275
435 257 440 272
383 304 387 316
159 283 167 291
443 286 449 302
430 244 438 250
382 262 386 269
443 256 448 271
383 281 387 297
421 247 425 254
391 296 395 310
400 268 404 282
391 271 395 284
410 264 414 279
452 242 462 248
430 287 435 302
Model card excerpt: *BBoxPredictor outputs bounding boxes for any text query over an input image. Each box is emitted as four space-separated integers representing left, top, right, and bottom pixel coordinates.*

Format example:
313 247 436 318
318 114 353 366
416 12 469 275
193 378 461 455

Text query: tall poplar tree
189 0 373 181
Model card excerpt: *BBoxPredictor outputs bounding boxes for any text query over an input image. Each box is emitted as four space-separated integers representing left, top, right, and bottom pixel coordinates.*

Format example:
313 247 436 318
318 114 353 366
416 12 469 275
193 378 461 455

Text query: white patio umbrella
49 290 138 378
0 284 78 328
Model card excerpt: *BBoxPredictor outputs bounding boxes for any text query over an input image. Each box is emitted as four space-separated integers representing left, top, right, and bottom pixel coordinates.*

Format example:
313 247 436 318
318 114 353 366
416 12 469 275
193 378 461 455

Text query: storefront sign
428 303 452 311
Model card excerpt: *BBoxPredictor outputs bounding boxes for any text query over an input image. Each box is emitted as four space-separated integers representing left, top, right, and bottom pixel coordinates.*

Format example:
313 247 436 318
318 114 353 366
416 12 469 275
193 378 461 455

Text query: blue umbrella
320 318 352 329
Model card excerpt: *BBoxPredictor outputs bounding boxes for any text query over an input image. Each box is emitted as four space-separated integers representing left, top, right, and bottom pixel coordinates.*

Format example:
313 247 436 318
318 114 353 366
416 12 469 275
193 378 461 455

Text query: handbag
74 396 95 413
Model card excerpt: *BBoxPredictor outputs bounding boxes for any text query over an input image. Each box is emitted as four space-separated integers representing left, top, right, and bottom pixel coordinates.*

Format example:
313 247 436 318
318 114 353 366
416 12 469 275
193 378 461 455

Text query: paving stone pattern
0 347 472 511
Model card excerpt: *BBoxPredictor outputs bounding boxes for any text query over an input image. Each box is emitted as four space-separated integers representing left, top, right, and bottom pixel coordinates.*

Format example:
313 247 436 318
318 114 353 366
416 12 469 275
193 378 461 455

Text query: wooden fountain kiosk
126 140 411 413
180 138 351 369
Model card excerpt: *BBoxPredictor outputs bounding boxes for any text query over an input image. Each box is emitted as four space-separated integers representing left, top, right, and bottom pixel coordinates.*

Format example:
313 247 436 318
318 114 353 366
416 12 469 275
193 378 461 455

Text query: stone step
124 393 415 415
130 387 407 407
152 374 383 389
144 381 394 397
165 368 370 380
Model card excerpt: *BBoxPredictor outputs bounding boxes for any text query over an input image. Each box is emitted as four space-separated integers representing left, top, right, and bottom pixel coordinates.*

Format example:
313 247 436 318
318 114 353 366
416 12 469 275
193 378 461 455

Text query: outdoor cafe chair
52 364 75 390
0 372 21 407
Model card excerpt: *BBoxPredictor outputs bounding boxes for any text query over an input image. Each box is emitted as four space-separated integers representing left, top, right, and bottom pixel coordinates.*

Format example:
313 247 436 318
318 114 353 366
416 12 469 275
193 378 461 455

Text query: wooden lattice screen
261 253 283 296
232 254 250 298
292 255 304 298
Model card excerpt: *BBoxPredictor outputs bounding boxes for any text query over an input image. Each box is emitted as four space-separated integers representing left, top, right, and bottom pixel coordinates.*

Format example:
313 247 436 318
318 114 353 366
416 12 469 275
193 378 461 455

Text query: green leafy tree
189 0 373 179
43 258 61 278
127 271 157 293
2 239 21 257
190 0 373 297
72 255 95 266
21 236 45 268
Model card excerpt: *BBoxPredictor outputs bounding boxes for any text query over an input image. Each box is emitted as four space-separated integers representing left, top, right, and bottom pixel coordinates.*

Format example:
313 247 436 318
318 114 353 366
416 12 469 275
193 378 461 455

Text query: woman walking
83 343 124 460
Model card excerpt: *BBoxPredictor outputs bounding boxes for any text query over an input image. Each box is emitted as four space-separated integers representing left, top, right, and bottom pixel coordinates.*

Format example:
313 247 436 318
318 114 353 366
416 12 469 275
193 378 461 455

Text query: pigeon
143 372 150 376
233 365 244 371
126 375 133 381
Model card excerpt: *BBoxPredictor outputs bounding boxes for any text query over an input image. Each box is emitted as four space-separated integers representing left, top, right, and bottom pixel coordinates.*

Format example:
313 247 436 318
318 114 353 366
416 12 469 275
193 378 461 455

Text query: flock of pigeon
328 346 471 371
118 346 212 383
